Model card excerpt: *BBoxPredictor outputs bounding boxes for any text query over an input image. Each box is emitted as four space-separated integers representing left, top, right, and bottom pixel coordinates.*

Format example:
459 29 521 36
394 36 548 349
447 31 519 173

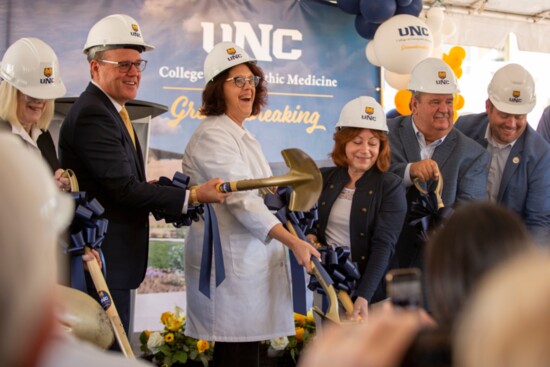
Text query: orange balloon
454 67 463 79
443 53 462 70
449 46 466 60
395 90 412 116
454 94 465 110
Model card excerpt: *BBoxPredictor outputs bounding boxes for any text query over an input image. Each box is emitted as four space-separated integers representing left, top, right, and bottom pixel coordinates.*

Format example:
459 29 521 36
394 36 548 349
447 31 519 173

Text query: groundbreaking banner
0 0 379 164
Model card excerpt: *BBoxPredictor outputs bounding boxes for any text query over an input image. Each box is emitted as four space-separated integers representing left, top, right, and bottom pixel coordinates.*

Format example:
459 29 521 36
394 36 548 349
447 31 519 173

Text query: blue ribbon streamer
409 191 454 243
152 172 204 227
151 172 224 298
198 204 225 298
307 246 361 296
65 192 108 292
264 187 328 315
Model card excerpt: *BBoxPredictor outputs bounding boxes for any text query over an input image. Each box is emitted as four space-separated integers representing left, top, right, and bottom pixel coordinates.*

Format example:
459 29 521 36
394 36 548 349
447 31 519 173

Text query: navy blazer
455 112 550 241
59 83 186 289
388 115 489 206
309 166 407 303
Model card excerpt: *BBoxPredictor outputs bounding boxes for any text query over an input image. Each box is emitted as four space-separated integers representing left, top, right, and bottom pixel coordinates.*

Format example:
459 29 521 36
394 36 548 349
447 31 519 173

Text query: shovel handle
84 247 135 358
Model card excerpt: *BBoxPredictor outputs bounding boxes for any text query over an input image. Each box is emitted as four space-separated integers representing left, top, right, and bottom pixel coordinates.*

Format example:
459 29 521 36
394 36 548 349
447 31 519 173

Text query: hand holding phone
386 268 423 309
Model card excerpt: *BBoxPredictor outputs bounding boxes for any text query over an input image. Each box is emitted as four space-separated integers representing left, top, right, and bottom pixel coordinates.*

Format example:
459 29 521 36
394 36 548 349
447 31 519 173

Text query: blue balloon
360 0 397 24
395 0 423 16
397 0 413 6
337 0 361 15
354 14 380 40
386 108 401 119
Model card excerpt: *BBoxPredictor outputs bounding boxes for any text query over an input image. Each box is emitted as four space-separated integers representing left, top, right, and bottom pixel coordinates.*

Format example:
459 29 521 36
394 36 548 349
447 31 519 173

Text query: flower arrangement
268 310 316 361
140 306 214 367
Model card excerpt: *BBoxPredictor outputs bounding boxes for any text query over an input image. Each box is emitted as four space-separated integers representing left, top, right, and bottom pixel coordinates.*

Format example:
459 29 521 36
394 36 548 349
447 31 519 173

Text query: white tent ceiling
423 0 550 53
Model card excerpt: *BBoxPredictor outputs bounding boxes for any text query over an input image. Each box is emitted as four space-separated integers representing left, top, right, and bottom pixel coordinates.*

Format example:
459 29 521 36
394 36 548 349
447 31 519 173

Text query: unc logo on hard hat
44 67 53 78
438 71 446 79
131 23 139 32
365 106 374 115
513 91 521 98
226 47 242 62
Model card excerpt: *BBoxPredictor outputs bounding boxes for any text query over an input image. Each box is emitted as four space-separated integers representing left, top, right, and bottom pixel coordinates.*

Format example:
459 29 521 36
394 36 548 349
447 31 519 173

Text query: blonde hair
0 81 55 131
454 252 550 367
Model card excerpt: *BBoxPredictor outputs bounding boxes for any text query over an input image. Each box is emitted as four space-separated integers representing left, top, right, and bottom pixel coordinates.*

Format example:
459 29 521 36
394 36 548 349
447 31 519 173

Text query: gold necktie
119 106 136 148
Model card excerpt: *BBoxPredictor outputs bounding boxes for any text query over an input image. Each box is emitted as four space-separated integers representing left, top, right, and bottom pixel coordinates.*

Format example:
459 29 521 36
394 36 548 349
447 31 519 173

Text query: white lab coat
181 114 294 342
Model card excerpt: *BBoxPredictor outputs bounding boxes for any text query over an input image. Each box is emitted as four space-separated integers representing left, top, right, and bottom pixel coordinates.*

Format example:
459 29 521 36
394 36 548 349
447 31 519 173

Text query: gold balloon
454 67 463 79
450 46 467 60
395 90 412 116
454 94 465 110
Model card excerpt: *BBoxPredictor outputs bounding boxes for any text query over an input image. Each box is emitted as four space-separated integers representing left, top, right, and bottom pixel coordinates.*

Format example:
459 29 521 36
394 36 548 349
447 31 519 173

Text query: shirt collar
91 80 123 112
411 117 446 146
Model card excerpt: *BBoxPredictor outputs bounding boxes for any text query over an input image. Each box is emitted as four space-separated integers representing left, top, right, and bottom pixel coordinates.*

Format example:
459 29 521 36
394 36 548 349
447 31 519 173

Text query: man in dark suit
58 14 228 335
455 64 550 243
387 58 489 271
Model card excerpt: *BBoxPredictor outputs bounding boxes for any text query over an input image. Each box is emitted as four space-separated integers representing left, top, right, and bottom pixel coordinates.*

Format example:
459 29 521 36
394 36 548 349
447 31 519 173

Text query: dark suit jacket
309 166 407 303
388 115 490 206
387 115 490 271
455 112 550 241
58 83 186 289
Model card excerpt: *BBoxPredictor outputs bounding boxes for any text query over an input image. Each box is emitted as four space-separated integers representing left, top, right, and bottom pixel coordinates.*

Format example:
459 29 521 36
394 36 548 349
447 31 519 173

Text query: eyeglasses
99 59 148 73
225 75 261 88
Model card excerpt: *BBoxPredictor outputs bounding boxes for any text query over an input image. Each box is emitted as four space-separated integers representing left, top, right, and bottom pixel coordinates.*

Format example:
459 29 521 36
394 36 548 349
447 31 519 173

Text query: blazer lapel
400 116 422 162
87 84 146 180
498 133 525 200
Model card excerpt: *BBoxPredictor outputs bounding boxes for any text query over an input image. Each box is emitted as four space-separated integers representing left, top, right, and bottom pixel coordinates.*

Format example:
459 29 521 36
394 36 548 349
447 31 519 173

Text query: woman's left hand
54 168 71 192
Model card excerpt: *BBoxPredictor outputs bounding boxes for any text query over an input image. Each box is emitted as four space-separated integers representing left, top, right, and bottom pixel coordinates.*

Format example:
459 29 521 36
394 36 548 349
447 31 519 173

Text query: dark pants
213 341 260 367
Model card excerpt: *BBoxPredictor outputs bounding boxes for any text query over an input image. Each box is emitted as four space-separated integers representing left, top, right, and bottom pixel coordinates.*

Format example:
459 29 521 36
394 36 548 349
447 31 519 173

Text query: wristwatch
190 188 200 206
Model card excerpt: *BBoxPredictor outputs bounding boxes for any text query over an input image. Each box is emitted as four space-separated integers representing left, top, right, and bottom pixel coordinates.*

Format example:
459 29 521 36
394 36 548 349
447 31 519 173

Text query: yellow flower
306 310 315 324
160 311 173 325
294 313 306 326
197 339 210 353
164 333 174 343
160 311 184 331
295 327 305 342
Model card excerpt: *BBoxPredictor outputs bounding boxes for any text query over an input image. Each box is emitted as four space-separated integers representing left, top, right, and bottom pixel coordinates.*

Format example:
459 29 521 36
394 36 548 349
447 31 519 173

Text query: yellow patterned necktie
119 106 136 148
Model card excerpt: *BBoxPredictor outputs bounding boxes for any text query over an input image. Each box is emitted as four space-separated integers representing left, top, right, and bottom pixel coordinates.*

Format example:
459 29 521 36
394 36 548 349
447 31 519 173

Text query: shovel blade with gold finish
217 148 322 212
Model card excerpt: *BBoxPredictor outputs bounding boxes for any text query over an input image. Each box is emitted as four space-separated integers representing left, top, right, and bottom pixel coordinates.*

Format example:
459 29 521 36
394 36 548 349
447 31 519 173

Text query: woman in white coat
181 41 320 367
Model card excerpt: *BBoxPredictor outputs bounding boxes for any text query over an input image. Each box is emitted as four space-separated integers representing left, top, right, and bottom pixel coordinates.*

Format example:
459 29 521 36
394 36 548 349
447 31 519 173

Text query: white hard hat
83 14 154 54
488 63 536 115
408 57 460 94
203 41 256 85
336 96 388 132
0 37 66 99
0 132 73 366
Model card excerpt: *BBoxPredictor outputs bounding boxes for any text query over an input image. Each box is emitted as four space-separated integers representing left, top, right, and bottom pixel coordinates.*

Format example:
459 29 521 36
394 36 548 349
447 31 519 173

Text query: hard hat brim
20 83 67 100
490 97 535 116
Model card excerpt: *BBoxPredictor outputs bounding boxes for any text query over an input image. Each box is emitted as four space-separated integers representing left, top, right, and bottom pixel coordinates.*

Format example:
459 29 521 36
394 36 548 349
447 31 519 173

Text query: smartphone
386 268 423 308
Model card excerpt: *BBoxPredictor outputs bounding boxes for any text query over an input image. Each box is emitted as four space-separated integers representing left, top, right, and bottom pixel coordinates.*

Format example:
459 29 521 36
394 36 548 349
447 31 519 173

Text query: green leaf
139 332 148 345
174 351 188 363
159 344 171 355
190 349 198 359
